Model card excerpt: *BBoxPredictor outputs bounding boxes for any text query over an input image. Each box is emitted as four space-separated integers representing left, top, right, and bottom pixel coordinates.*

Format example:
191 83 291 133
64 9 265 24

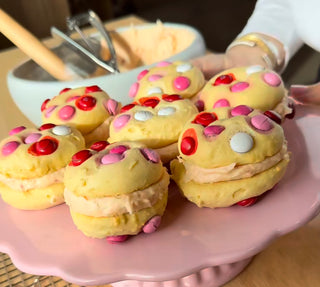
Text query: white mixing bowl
7 22 206 126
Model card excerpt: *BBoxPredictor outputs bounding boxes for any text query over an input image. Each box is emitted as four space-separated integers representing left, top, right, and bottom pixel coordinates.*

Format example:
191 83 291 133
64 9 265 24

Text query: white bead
52 125 71 136
134 111 153 121
176 63 192 73
230 132 253 153
147 87 163 95
246 65 265 75
157 107 176 116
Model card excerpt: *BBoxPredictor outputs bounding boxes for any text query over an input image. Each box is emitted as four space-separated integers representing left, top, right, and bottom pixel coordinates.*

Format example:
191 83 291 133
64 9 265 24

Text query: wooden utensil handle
0 9 75 81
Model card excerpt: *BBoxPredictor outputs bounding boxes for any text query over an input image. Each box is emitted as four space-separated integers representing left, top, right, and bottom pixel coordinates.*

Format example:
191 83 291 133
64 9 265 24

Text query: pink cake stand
0 104 319 287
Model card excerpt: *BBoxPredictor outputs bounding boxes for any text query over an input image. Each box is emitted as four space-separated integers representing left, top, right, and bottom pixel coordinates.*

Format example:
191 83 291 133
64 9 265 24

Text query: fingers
191 53 226 80
290 83 320 105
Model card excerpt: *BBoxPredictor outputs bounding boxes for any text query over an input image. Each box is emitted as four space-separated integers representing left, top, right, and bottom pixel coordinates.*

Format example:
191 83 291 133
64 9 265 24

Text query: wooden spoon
0 9 77 81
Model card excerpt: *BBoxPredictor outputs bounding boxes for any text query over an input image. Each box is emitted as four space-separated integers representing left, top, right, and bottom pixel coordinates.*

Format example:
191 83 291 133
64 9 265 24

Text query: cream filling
274 94 292 118
180 144 288 184
64 171 170 217
0 168 65 192
155 142 179 164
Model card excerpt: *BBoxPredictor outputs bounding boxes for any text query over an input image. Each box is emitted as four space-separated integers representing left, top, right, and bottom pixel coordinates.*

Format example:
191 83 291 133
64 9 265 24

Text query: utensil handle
0 9 75 81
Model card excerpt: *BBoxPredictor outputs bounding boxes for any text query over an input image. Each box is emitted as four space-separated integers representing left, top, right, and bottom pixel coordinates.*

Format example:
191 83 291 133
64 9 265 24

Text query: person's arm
192 0 304 79
237 0 303 70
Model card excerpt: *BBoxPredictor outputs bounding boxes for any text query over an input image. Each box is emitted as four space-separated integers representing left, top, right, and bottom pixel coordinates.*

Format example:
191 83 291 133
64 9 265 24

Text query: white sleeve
238 0 304 64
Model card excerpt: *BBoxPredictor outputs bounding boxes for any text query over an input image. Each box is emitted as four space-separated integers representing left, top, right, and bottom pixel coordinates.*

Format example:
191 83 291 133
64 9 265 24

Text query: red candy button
59 87 71 94
195 100 204 112
39 123 56 131
76 95 97 111
285 101 295 119
237 197 258 207
213 74 234 86
70 150 92 166
90 141 109 151
192 112 217 127
41 99 50 112
137 69 149 80
181 137 196 156
140 98 160 108
180 129 198 156
263 110 282 125
109 145 128 154
120 103 136 113
28 137 58 156
162 94 182 102
85 85 102 93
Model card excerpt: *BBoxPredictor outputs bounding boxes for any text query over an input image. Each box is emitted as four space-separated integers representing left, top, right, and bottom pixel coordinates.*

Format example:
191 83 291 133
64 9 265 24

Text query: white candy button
147 87 163 95
230 132 253 153
134 111 153 121
176 63 192 73
52 125 71 136
158 107 176 116
246 65 264 75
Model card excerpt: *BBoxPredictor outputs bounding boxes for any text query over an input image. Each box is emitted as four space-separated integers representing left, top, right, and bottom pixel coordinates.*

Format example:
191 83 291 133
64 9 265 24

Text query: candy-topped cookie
41 85 120 146
128 61 205 101
64 141 170 242
197 66 294 120
170 105 290 208
0 124 85 210
108 94 198 163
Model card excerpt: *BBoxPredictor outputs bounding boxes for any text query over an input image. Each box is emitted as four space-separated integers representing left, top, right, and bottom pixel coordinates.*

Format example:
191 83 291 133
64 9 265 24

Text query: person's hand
191 45 270 80
190 53 227 80
192 33 285 80
290 83 320 105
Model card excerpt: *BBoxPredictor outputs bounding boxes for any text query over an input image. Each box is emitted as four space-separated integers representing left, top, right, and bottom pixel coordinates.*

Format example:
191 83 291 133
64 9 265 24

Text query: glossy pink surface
0 104 319 286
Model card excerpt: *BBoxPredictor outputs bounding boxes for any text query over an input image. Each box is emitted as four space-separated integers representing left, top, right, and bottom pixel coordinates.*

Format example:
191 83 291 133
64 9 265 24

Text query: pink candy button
230 82 249 92
143 215 161 233
2 141 20 156
231 105 253 116
174 76 190 91
156 61 171 67
263 72 282 87
251 114 273 131
104 99 118 116
129 82 139 98
44 105 57 118
106 235 128 244
213 99 230 108
9 126 26 135
24 133 42 144
58 105 75 121
148 74 163 82
203 125 225 137
113 114 131 129
137 69 149 80
101 153 124 165
140 148 160 163
109 145 128 154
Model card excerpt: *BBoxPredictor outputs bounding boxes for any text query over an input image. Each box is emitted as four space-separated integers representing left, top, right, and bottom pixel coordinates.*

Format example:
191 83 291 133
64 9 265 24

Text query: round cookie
128 61 205 101
170 106 290 208
41 85 120 146
0 124 85 210
108 94 199 163
64 141 170 242
197 65 294 120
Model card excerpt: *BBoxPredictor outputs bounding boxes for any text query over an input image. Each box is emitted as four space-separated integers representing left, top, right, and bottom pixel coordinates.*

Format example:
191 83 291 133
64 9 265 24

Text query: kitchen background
0 0 319 85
